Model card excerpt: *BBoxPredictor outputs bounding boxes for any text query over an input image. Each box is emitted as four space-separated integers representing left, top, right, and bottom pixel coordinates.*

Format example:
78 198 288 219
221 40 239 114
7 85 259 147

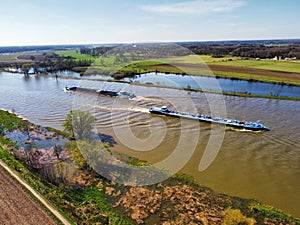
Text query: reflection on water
124 72 300 97
0 72 300 217
49 70 114 80
23 69 300 97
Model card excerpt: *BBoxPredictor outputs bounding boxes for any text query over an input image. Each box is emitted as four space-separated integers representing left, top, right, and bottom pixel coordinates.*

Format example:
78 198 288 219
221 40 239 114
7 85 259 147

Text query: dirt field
142 62 300 81
172 63 300 80
0 168 58 225
208 64 300 80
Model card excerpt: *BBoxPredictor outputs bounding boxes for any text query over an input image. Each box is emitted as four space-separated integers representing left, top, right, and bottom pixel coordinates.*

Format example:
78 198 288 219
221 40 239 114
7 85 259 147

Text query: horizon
1 0 300 46
1 37 300 48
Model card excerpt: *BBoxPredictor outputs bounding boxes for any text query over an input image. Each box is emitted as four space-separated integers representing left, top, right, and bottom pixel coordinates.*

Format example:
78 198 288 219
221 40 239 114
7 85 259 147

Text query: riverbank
1 109 300 224
119 60 300 87
1 48 300 87
55 50 300 87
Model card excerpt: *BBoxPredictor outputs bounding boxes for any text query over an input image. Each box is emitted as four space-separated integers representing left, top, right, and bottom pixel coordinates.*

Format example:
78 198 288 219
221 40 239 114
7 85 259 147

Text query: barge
64 86 135 98
149 106 270 131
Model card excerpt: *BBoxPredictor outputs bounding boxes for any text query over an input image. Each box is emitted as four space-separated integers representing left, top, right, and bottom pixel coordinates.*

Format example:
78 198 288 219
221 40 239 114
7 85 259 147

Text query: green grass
212 70 300 86
249 202 300 224
44 126 74 139
199 55 240 63
143 55 300 74
132 55 240 65
0 110 28 131
208 58 300 73
118 55 300 86
68 185 132 225
163 54 240 64
55 50 300 91
56 49 97 61
127 60 163 67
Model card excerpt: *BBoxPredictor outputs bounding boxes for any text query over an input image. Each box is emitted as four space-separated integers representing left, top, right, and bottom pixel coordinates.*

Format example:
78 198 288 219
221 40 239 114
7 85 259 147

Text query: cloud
140 0 246 15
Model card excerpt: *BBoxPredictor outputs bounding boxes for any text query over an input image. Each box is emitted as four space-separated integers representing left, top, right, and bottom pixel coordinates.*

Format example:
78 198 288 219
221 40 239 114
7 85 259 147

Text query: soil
208 64 300 80
143 63 300 81
175 63 300 80
0 168 58 225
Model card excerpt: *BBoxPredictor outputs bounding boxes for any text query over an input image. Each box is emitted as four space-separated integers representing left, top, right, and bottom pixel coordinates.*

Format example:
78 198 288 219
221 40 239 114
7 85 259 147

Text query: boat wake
229 127 262 133
132 96 166 104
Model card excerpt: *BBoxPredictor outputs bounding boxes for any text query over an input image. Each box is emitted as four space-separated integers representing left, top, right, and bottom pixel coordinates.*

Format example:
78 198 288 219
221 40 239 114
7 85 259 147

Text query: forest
181 42 300 59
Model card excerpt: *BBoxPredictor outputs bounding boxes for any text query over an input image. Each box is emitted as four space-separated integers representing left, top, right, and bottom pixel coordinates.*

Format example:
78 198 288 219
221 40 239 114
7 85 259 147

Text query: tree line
0 53 93 76
181 43 300 59
0 45 87 54
79 42 300 60
80 44 191 59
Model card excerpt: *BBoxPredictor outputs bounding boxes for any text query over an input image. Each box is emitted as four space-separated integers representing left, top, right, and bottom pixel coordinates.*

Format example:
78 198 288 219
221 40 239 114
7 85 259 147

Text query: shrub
223 208 256 225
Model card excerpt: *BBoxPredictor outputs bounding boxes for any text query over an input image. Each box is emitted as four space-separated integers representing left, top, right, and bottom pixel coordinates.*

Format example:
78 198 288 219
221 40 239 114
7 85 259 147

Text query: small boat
149 106 270 131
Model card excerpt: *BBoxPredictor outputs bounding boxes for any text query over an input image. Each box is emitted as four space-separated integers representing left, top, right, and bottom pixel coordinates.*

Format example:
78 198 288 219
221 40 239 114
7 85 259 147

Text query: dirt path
0 160 71 225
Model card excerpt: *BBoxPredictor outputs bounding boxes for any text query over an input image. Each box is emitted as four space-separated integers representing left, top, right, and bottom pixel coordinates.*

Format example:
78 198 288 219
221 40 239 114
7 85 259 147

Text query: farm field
131 55 300 85
0 165 58 225
0 53 24 62
56 49 97 61
206 57 300 74
54 50 300 86
0 49 290 87
153 54 300 74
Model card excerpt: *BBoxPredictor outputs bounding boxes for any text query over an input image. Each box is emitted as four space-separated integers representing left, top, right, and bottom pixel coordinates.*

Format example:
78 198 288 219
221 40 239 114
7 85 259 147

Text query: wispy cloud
140 0 246 15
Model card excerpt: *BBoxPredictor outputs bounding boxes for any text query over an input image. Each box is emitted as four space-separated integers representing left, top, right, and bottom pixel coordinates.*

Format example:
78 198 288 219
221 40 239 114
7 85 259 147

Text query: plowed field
0 168 57 225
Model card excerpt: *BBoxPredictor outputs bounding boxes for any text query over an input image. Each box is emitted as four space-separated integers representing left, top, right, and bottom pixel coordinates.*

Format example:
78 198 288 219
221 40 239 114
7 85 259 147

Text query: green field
207 57 300 73
152 54 300 74
165 54 300 74
131 55 239 65
56 50 300 74
56 49 97 61
54 50 300 86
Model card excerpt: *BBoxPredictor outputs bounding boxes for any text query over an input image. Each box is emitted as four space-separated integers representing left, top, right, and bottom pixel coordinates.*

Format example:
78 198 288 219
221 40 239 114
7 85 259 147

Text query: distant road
0 160 72 225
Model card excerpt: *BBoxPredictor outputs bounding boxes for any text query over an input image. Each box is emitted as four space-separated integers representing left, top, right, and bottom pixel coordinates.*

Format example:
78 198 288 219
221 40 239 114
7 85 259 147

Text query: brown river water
0 72 299 217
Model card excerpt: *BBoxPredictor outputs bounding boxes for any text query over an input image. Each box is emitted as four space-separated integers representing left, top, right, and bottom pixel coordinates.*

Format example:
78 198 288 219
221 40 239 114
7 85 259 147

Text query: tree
22 63 32 77
63 110 96 140
41 161 72 185
64 140 111 170
64 141 88 169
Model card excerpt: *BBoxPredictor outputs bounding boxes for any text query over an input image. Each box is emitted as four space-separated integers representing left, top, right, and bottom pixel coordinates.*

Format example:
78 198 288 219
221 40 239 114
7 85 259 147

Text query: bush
223 208 256 225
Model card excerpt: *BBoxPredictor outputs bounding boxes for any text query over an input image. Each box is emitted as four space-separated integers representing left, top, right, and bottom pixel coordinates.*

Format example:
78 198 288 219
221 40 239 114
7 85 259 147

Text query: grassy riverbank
55 50 300 86
107 79 300 101
1 49 299 87
1 109 300 224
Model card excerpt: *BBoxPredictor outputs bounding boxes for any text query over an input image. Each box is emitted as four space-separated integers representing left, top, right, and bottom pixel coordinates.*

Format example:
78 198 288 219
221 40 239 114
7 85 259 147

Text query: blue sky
0 0 299 46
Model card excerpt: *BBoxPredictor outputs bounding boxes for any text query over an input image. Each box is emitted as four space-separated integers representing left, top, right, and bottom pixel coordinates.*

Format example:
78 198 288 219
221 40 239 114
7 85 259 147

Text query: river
0 71 299 218
124 72 300 97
